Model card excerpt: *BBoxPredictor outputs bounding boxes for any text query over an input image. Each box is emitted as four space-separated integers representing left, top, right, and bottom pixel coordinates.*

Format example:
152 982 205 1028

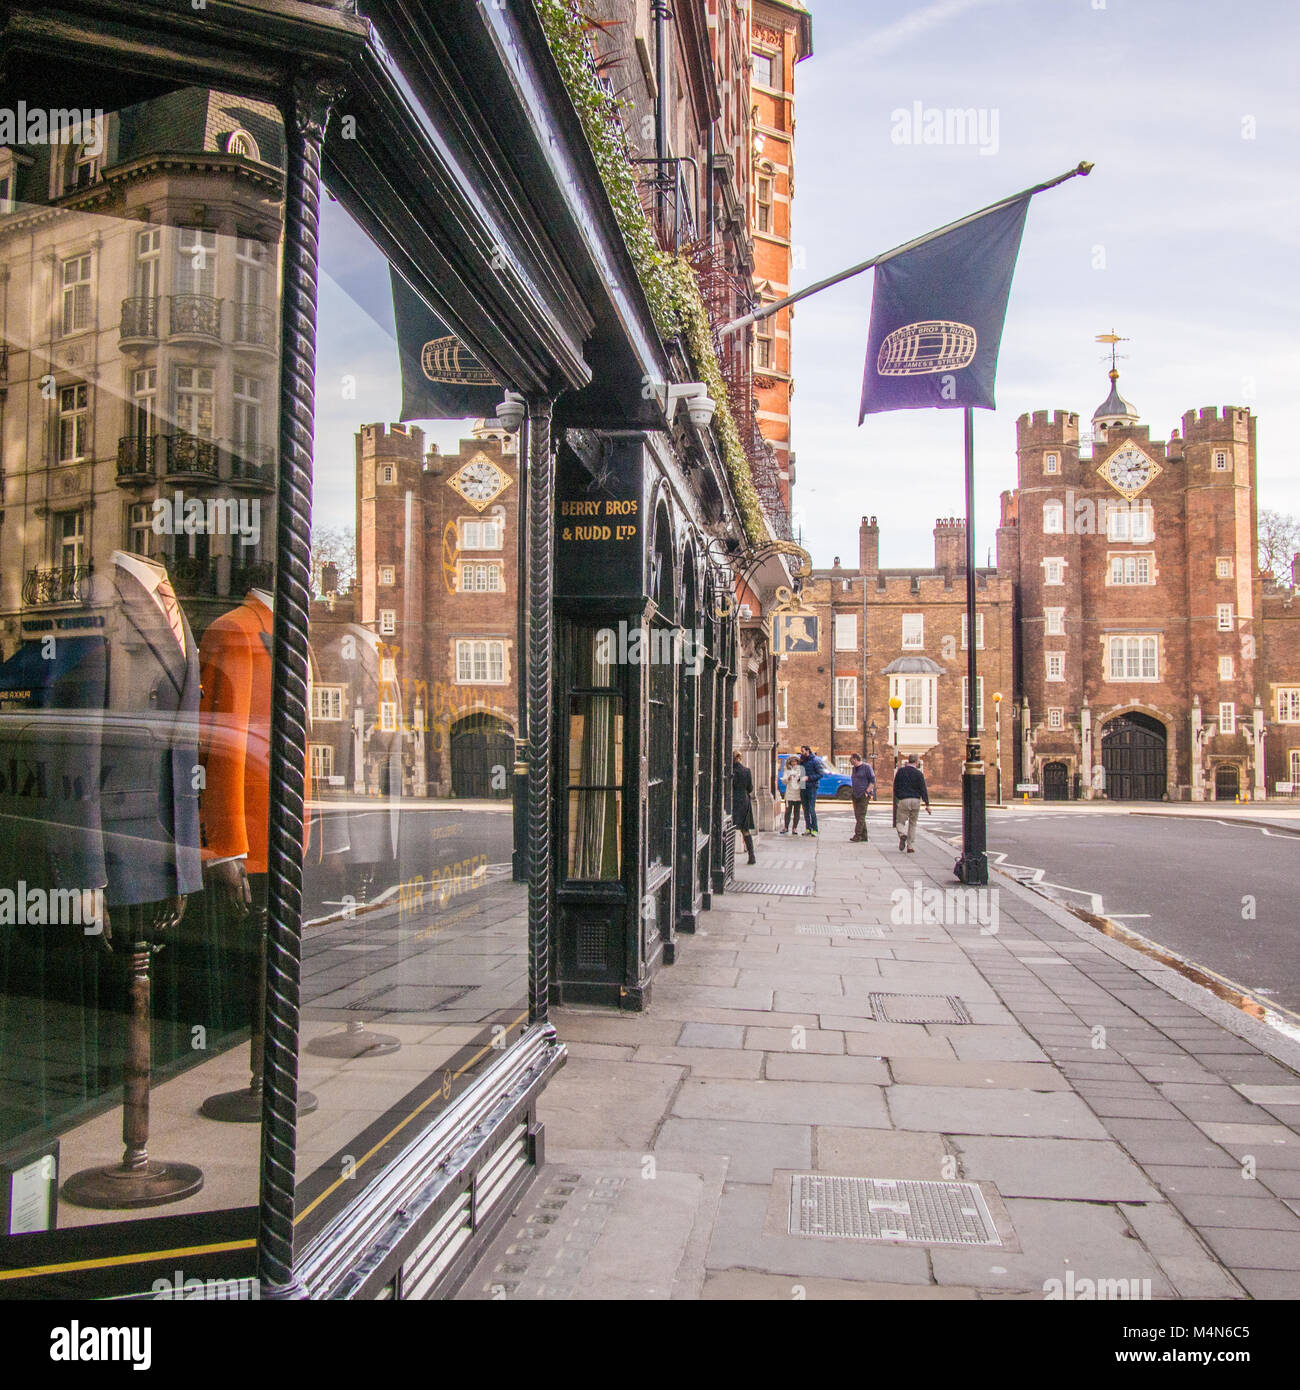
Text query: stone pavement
456 805 1300 1301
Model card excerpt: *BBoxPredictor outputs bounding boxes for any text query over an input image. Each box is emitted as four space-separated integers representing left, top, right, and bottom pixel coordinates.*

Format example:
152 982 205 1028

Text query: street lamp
888 695 902 830
867 719 878 760
994 692 1003 806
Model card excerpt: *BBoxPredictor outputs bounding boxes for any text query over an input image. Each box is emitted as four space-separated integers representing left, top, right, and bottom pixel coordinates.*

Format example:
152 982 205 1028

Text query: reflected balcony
167 555 218 598
159 432 219 482
23 563 93 607
232 301 276 352
116 434 157 486
229 446 276 491
119 296 159 345
230 559 274 595
168 293 222 342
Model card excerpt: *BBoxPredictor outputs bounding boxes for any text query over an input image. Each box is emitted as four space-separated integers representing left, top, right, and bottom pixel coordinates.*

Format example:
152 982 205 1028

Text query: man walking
892 753 931 853
798 745 823 837
732 750 756 864
849 752 875 842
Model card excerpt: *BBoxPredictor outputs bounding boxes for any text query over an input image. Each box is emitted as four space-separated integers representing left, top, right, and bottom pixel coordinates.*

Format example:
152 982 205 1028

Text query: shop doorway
450 713 515 798
1214 764 1240 801
1101 712 1167 800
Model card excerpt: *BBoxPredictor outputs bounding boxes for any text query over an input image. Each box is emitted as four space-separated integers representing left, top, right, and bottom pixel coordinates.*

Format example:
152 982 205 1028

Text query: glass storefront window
292 193 528 1242
0 86 285 1257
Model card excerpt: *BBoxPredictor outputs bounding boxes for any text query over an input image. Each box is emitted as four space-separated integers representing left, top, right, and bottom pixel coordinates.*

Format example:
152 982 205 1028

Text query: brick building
782 371 1300 802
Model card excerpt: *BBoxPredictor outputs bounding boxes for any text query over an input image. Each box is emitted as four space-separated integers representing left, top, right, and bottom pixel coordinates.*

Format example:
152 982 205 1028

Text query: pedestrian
780 755 805 834
731 750 756 864
849 752 875 842
798 745 823 836
892 753 931 853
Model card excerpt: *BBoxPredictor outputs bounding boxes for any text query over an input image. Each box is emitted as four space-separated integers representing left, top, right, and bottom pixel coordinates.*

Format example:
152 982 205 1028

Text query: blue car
777 757 854 800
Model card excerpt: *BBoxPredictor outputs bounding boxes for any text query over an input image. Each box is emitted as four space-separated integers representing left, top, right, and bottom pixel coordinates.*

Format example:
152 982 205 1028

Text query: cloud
837 0 1013 64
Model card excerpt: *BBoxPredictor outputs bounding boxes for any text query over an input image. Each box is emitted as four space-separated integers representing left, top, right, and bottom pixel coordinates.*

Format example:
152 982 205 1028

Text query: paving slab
887 1059 1071 1091
630 1045 764 1078
677 1022 745 1049
887 1085 1108 1138
954 1136 1160 1201
700 1271 977 1299
744 1025 845 1055
653 1118 811 1185
538 1057 683 1149
764 1053 890 1085
813 1126 950 1180
671 1077 889 1128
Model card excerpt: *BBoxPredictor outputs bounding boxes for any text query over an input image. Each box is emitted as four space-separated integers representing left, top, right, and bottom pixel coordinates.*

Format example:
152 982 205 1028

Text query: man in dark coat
798 745 822 836
849 752 876 842
731 751 756 864
892 753 931 853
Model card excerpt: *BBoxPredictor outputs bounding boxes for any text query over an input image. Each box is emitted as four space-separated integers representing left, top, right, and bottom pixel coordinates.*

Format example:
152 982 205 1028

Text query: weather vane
1096 330 1130 373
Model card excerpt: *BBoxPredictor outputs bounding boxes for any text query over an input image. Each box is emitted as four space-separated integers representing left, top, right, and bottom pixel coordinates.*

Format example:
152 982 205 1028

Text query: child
780 756 805 834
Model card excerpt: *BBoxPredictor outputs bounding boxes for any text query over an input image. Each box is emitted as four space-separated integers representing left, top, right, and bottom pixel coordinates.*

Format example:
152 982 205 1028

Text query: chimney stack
859 515 879 574
934 517 967 575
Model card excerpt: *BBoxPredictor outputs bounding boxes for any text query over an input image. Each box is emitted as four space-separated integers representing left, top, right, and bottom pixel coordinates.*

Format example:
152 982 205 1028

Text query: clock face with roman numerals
447 453 511 511
1099 443 1161 499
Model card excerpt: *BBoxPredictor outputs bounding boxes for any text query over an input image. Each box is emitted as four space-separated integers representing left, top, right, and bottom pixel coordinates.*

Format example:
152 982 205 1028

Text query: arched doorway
450 713 515 798
1043 761 1070 801
1101 712 1167 800
1214 764 1240 801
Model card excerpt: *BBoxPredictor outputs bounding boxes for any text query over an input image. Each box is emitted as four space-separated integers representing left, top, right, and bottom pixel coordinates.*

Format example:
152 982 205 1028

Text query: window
130 366 157 447
379 609 396 635
755 319 773 370
233 373 263 455
312 687 344 721
1219 656 1235 681
1216 557 1233 579
61 254 92 334
834 612 858 650
1277 689 1300 723
174 366 215 438
459 561 503 592
891 674 936 730
134 227 161 299
1213 449 1229 471
1044 452 1060 474
1046 652 1065 682
835 756 853 776
176 228 217 297
58 510 85 573
961 612 985 649
1219 702 1236 736
834 676 857 730
1109 553 1154 585
566 628 624 882
1044 607 1065 636
1217 604 1234 631
756 176 773 234
1290 749 1300 785
901 613 924 649
68 142 99 190
460 518 502 549
380 702 398 732
776 685 788 728
379 565 395 586
380 465 395 485
309 744 334 781
127 501 155 557
752 50 776 87
227 130 260 160
1106 504 1153 542
1044 558 1064 585
960 676 984 732
1107 635 1159 681
1043 500 1064 533
235 236 266 309
57 383 89 461
455 639 506 683
380 657 397 685
0 172 12 215
1048 707 1065 730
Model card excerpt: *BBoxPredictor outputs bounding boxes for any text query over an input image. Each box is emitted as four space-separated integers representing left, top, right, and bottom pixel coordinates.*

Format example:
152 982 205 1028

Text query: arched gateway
1100 712 1167 800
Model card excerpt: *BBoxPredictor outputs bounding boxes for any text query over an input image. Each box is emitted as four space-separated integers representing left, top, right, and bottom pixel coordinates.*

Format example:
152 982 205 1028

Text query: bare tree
311 524 357 596
1258 509 1300 587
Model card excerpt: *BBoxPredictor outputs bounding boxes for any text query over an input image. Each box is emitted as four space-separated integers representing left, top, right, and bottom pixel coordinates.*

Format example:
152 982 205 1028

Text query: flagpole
719 161 1093 338
957 406 989 885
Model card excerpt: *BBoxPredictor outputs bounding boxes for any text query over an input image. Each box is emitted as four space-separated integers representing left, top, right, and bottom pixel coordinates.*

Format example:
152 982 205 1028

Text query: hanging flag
859 196 1029 420
391 270 501 420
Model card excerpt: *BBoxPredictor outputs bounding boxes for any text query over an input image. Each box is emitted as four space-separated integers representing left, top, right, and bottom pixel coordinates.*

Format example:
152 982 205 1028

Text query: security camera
494 391 526 433
658 381 716 430
685 392 716 428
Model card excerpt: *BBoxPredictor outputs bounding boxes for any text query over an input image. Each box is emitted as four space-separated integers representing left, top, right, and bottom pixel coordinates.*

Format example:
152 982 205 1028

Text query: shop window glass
0 86 285 1270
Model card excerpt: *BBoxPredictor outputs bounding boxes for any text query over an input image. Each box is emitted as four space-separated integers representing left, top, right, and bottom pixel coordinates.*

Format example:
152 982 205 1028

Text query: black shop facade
0 0 744 1299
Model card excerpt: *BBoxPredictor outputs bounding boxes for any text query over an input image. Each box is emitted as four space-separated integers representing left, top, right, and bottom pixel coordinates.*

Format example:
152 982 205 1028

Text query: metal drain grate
790 1175 1000 1246
797 925 888 938
727 881 813 896
869 992 971 1024
758 857 817 868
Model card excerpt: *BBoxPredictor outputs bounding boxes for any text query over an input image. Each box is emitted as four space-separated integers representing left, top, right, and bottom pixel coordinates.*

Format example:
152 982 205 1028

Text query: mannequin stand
63 914 204 1209
307 1019 401 1059
202 910 317 1122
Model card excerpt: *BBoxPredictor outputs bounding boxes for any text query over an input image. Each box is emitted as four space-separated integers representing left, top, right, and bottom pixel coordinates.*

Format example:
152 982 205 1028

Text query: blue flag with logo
858 196 1029 420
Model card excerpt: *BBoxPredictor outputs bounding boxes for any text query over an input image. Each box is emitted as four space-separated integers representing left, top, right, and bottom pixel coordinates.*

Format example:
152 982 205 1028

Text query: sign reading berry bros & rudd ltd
555 435 646 602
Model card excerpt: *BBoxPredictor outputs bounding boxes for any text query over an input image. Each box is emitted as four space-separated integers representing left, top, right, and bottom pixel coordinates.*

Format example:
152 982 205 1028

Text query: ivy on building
534 0 767 545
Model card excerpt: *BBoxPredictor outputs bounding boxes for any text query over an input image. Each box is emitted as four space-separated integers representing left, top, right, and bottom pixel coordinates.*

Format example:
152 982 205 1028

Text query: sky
311 0 1300 566
788 0 1300 570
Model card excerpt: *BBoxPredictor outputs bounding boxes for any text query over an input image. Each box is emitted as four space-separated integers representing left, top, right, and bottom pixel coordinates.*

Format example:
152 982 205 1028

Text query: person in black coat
731 751 756 864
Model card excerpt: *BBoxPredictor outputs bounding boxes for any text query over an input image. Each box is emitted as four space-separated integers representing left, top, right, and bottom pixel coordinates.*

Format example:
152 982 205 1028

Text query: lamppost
888 694 901 831
994 691 1003 806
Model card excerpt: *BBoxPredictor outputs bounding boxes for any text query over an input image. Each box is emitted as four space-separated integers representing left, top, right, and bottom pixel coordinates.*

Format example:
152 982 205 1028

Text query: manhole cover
796 925 888 938
727 881 813 896
869 992 970 1024
790 1175 1000 1246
